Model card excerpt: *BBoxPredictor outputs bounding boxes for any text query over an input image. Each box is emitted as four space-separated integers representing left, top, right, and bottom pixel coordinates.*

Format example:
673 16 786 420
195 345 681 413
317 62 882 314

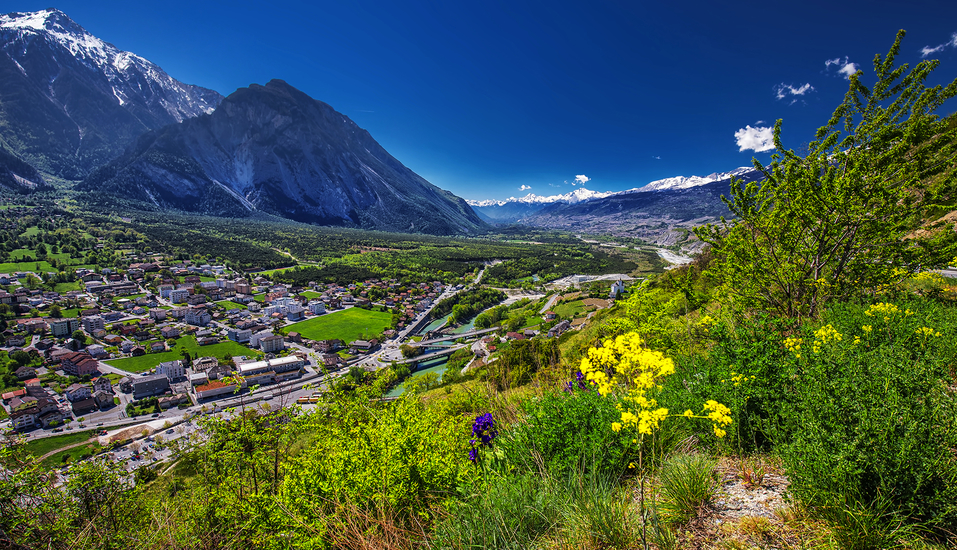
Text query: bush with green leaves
500 387 636 478
281 394 470 515
775 298 957 534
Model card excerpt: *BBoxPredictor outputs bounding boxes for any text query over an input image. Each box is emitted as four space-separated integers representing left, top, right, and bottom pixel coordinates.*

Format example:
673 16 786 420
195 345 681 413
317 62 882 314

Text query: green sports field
288 307 391 342
104 335 261 373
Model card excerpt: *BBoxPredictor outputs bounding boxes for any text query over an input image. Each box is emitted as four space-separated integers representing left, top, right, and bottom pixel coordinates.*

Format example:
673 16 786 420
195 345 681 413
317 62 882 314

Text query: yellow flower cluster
698 315 715 333
783 336 803 358
579 332 732 438
728 372 753 387
864 302 913 321
861 324 872 333
915 326 942 338
811 324 842 353
704 400 733 438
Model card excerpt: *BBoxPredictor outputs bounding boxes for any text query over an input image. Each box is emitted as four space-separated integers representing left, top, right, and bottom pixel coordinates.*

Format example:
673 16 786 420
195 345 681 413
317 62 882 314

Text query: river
385 311 478 397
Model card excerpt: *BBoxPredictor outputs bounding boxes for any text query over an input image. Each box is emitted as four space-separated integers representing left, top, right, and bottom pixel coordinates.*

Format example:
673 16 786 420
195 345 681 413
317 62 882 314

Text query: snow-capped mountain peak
0 8 222 123
467 187 613 207
631 166 754 193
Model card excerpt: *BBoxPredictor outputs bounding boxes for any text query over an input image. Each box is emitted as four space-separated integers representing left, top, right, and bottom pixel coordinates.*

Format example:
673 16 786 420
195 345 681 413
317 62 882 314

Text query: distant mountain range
467 167 758 225
519 168 765 247
0 8 485 235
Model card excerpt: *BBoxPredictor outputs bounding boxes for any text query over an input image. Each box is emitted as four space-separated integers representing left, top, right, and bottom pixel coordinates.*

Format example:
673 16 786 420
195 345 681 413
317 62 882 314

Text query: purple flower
471 413 498 448
468 413 498 462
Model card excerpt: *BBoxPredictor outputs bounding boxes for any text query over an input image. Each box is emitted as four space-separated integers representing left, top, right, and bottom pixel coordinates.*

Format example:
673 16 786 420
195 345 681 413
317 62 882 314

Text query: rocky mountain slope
80 80 486 235
0 8 222 179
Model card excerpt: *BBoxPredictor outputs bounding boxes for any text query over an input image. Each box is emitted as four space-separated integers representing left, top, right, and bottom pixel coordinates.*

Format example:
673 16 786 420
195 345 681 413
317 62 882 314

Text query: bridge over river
410 327 498 347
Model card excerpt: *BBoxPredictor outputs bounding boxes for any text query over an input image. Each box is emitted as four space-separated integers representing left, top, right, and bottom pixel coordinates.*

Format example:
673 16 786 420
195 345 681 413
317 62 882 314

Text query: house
185 307 211 326
24 319 46 334
207 363 233 380
14 366 35 380
65 383 92 402
189 372 209 386
92 377 112 394
197 337 219 346
81 315 105 333
170 307 189 319
161 326 181 339
286 304 305 321
150 341 167 353
227 328 252 343
192 356 219 372
322 354 343 368
93 390 114 409
249 330 275 348
609 279 625 300
547 320 571 338
187 294 207 305
118 377 133 393
157 360 186 380
60 352 99 376
308 301 326 315
286 331 302 343
71 397 97 415
4 333 25 347
170 289 190 304
86 344 108 358
260 334 284 353
131 346 146 357
544 311 557 320
350 340 374 354
133 374 170 399
24 378 45 397
49 318 80 338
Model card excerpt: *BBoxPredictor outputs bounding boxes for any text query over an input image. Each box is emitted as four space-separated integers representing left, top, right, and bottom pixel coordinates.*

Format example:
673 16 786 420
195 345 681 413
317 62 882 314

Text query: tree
72 330 88 346
697 30 957 319
48 305 62 318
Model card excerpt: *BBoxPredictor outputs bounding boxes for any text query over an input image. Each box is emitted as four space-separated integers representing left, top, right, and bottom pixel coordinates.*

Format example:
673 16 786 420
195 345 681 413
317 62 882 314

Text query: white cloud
734 125 774 153
652 155 661 160
825 56 859 79
519 184 532 191
754 120 765 125
920 32 957 57
921 44 946 57
837 62 859 78
574 175 589 185
774 82 814 100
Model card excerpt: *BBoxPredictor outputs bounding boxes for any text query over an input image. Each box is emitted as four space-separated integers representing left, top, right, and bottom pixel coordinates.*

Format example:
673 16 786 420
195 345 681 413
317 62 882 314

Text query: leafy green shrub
281 395 469 514
500 387 635 478
656 453 717 524
777 299 957 534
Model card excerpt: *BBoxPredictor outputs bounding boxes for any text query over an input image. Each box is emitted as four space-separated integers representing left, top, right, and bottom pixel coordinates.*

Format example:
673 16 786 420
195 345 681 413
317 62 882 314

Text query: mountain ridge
0 8 223 179
79 79 487 235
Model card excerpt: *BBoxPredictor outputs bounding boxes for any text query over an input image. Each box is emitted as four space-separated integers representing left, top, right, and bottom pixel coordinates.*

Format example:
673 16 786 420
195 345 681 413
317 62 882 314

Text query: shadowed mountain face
0 8 222 179
81 80 487 235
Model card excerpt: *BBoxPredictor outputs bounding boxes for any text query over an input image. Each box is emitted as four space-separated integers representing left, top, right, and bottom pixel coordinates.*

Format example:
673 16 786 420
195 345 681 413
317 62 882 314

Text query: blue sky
11 0 957 200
